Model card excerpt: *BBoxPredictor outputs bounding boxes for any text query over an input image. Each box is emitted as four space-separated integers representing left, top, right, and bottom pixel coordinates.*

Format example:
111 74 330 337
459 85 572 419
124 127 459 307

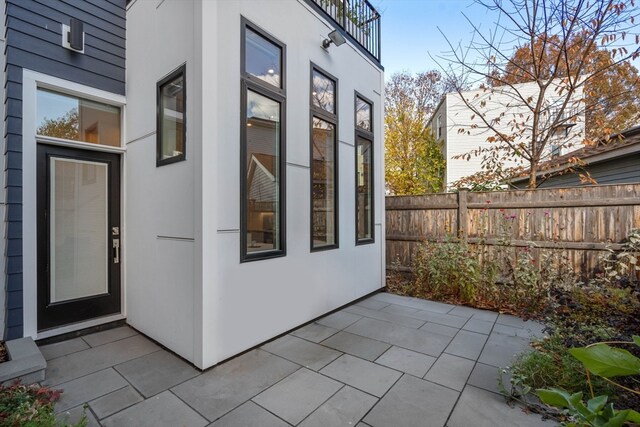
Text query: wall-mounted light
62 18 85 53
322 30 346 49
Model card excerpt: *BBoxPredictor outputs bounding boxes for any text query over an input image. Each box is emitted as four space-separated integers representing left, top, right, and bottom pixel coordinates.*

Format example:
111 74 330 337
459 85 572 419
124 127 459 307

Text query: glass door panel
50 158 108 302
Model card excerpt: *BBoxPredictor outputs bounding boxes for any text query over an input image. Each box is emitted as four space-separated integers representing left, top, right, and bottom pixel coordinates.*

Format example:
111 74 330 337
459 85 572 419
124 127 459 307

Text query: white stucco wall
125 0 201 363
127 0 384 369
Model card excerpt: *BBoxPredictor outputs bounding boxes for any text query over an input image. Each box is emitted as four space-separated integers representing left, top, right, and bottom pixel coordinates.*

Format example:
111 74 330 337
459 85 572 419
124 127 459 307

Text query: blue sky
374 0 640 79
375 0 491 77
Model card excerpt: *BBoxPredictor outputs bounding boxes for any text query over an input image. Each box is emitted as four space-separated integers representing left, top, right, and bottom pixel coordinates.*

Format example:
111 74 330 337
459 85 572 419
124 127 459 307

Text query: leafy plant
537 388 640 427
0 381 86 427
537 337 640 426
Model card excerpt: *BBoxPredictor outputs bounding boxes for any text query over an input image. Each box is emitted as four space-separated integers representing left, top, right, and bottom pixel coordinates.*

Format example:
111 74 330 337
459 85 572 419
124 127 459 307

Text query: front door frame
22 70 127 338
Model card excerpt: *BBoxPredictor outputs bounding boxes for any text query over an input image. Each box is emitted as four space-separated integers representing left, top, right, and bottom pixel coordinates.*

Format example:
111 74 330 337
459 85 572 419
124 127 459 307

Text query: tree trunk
528 161 538 188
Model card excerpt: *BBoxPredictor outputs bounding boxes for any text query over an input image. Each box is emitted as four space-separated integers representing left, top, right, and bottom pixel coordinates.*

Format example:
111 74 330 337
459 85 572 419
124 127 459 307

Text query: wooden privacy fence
386 184 640 277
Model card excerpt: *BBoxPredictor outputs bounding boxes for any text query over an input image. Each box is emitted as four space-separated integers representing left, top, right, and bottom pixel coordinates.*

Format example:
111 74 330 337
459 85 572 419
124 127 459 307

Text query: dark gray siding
4 0 126 339
513 153 640 189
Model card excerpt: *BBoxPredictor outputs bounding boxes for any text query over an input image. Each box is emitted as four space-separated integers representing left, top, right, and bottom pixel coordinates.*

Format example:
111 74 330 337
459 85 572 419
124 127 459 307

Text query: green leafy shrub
413 237 481 304
536 338 640 426
0 382 85 427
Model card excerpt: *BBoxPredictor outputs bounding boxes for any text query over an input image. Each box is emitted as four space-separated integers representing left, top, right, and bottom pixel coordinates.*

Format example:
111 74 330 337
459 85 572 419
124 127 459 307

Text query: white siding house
428 81 585 188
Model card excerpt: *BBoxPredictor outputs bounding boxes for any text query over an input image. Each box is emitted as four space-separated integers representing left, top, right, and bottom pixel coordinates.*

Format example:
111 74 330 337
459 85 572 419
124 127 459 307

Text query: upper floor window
436 115 442 139
355 96 372 131
310 66 338 251
355 93 374 244
36 89 121 147
244 26 283 89
157 65 186 166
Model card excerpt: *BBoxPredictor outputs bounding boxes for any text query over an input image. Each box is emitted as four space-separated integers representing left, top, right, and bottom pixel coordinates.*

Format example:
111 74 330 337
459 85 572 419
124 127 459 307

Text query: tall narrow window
241 19 286 261
310 66 338 250
355 93 374 244
157 65 186 166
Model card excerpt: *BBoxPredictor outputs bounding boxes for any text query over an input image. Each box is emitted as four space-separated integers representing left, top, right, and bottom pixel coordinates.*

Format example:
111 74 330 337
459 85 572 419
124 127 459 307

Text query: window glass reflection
312 117 336 248
356 96 372 131
37 89 121 147
245 28 282 88
312 70 335 114
246 90 281 253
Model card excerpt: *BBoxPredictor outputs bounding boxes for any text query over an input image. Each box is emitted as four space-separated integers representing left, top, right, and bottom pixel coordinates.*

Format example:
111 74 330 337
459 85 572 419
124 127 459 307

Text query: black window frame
240 17 287 262
309 63 339 252
156 64 187 167
354 92 374 245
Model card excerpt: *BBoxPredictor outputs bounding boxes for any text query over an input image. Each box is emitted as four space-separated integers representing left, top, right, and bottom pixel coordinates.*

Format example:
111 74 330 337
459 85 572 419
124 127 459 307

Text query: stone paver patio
41 293 556 427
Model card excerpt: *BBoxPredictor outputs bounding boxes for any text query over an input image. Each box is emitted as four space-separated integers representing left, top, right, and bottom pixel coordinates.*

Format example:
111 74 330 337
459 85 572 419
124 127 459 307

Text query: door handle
113 239 120 264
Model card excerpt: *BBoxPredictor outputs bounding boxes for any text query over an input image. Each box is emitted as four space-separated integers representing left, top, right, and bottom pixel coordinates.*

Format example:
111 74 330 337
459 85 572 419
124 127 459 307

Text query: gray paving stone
45 334 160 386
320 354 402 397
346 317 452 357
424 353 475 391
496 313 529 328
291 322 339 343
467 362 508 394
172 349 298 421
102 390 208 427
493 322 546 339
445 330 488 360
370 293 454 313
364 374 458 427
253 368 342 425
57 405 100 427
317 311 363 330
208 401 290 427
470 310 499 322
375 346 436 378
55 368 128 412
409 310 468 328
321 331 391 361
462 318 495 335
478 333 531 368
419 322 459 337
448 385 550 427
355 298 390 310
444 305 476 318
299 385 377 427
89 385 143 419
262 335 342 370
115 349 199 397
344 305 426 328
380 303 419 316
82 326 138 347
40 338 90 360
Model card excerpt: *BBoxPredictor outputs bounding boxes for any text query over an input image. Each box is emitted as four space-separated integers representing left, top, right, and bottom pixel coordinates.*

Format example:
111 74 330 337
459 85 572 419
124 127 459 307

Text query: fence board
386 183 640 278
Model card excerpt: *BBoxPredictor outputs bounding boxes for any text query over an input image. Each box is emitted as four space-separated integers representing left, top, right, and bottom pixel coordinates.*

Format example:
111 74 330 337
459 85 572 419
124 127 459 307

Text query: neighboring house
1 0 384 369
511 125 640 189
427 80 585 188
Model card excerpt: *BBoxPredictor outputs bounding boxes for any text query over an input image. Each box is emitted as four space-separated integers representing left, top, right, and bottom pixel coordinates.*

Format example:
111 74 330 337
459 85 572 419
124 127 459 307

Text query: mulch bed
0 342 6 363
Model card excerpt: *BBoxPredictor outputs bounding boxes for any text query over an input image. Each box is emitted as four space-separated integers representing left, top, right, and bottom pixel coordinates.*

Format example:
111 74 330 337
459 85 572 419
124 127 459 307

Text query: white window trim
22 69 127 338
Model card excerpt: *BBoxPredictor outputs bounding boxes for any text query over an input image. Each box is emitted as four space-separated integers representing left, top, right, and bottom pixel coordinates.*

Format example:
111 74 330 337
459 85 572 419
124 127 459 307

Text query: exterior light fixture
62 18 85 53
322 30 346 49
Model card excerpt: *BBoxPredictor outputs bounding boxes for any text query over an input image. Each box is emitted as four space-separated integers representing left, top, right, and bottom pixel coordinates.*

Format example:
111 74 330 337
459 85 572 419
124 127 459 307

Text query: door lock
113 239 120 264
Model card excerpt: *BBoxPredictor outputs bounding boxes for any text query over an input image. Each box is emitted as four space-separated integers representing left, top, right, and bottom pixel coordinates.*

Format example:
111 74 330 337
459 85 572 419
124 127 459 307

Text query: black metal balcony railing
313 0 381 63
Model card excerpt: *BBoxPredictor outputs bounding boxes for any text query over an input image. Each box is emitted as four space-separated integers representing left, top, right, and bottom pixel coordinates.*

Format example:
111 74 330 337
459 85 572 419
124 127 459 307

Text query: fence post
458 189 468 242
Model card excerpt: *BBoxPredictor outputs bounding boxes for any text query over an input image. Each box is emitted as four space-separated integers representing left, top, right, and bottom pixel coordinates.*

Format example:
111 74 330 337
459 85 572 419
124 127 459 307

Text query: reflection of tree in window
357 138 372 240
312 71 335 113
37 108 80 141
312 118 335 246
356 97 371 131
